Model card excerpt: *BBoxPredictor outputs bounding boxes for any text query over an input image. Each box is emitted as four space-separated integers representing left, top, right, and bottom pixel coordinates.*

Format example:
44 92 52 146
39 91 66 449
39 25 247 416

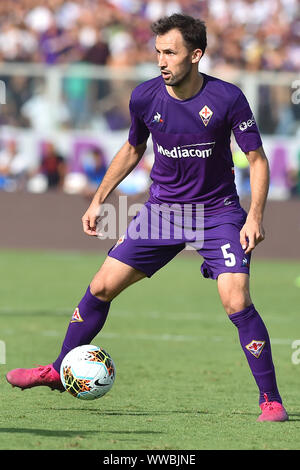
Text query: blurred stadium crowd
0 0 299 198
0 0 298 70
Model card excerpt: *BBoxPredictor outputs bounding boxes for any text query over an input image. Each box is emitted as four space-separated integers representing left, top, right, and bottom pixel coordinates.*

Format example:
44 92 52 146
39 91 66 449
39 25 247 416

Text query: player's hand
81 202 102 237
240 216 265 254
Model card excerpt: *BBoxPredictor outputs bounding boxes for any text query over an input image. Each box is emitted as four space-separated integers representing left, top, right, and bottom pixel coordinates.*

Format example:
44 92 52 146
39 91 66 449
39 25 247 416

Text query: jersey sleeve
229 91 262 153
128 95 150 146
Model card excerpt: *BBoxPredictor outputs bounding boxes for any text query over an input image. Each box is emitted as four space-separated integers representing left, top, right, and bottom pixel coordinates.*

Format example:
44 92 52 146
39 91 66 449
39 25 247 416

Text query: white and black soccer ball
60 345 116 400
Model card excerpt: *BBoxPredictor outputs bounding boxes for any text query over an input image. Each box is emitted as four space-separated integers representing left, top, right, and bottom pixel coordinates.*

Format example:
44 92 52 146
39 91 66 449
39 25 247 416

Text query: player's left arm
240 145 270 254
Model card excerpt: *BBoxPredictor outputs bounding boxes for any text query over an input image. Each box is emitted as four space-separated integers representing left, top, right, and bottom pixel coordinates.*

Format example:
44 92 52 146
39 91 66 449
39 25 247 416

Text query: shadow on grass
0 428 164 438
285 413 300 422
49 408 208 416
232 411 300 421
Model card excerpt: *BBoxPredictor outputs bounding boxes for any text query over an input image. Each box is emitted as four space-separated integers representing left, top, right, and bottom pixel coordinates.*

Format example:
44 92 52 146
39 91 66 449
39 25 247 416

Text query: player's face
155 29 198 87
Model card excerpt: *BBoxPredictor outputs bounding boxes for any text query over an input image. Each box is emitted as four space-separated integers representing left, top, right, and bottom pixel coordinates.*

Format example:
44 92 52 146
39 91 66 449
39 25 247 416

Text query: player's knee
89 279 116 303
222 295 251 315
220 286 251 315
218 273 252 315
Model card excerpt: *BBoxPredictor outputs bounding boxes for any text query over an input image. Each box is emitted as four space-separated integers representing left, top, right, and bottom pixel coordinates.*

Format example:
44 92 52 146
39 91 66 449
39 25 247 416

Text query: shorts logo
112 234 125 250
71 307 84 323
224 197 232 206
242 256 249 267
199 105 213 126
245 340 265 358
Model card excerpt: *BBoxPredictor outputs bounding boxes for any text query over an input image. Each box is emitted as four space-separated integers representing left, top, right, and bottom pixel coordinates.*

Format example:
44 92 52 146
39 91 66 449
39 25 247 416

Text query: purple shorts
108 201 250 280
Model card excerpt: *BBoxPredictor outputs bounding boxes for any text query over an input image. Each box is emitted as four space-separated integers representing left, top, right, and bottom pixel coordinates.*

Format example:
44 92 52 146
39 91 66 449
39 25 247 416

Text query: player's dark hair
151 13 207 55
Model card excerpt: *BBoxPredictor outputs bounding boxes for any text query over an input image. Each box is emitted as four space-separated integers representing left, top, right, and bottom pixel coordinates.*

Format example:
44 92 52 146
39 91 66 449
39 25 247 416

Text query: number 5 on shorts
221 243 236 267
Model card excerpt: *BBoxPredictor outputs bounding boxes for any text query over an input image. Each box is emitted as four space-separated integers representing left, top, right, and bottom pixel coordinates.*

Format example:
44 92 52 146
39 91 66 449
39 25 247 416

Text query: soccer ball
60 344 116 400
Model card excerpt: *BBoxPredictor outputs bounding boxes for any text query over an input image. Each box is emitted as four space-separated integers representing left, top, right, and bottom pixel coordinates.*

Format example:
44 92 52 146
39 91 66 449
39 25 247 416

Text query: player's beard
161 62 193 87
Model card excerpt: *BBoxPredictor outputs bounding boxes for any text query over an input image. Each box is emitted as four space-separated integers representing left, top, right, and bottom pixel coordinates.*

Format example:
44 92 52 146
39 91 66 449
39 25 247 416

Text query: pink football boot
6 364 65 392
257 394 288 422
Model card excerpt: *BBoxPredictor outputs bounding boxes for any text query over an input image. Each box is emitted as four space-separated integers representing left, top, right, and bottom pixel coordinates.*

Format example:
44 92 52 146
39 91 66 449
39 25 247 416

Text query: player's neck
166 72 204 101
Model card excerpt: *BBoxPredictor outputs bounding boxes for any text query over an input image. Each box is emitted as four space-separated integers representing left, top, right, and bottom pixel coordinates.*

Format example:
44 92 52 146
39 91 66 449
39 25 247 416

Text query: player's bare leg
217 272 288 421
6 257 146 392
89 256 147 302
217 272 252 315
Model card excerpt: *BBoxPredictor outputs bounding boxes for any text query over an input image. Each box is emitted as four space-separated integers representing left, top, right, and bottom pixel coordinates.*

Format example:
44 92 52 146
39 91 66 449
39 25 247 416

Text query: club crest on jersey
71 307 84 323
199 105 213 126
245 340 265 358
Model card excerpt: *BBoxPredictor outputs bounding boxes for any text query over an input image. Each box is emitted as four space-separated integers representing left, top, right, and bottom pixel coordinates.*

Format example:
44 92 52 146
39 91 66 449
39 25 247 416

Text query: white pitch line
102 332 294 345
37 330 293 346
1 309 294 346
0 307 295 324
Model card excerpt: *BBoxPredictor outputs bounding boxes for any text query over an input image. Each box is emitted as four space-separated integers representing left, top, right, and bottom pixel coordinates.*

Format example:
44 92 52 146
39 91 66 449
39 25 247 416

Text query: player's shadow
233 411 300 421
0 427 164 438
285 413 300 422
53 407 209 416
0 427 94 438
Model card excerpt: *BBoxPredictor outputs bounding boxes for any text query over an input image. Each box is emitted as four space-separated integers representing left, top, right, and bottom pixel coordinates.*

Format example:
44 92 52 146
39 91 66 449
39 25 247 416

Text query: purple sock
52 286 110 373
229 304 282 405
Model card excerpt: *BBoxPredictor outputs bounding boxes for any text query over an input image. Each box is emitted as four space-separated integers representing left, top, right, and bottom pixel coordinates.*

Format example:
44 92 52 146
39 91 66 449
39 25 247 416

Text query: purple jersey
128 73 262 213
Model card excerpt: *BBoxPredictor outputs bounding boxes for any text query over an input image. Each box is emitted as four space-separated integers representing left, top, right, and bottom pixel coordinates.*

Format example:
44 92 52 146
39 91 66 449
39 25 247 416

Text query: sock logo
246 340 265 358
71 307 84 323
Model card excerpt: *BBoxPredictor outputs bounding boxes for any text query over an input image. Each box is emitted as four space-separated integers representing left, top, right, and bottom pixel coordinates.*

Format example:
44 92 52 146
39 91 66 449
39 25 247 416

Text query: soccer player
7 14 288 422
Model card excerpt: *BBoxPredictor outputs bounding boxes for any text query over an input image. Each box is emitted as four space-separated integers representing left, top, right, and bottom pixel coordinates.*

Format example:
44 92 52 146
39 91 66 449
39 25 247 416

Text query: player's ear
191 48 203 64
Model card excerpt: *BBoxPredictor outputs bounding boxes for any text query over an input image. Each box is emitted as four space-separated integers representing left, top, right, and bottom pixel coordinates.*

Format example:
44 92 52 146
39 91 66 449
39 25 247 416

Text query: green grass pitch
0 249 300 450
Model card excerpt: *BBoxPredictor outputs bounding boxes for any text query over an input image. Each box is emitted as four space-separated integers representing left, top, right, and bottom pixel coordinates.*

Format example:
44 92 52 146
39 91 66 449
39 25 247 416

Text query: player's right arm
82 140 147 236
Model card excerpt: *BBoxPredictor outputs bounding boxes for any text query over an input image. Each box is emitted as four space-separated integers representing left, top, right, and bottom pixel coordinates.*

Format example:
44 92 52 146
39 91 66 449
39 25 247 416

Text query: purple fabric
229 304 282 404
52 286 110 373
108 203 250 279
128 73 262 213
